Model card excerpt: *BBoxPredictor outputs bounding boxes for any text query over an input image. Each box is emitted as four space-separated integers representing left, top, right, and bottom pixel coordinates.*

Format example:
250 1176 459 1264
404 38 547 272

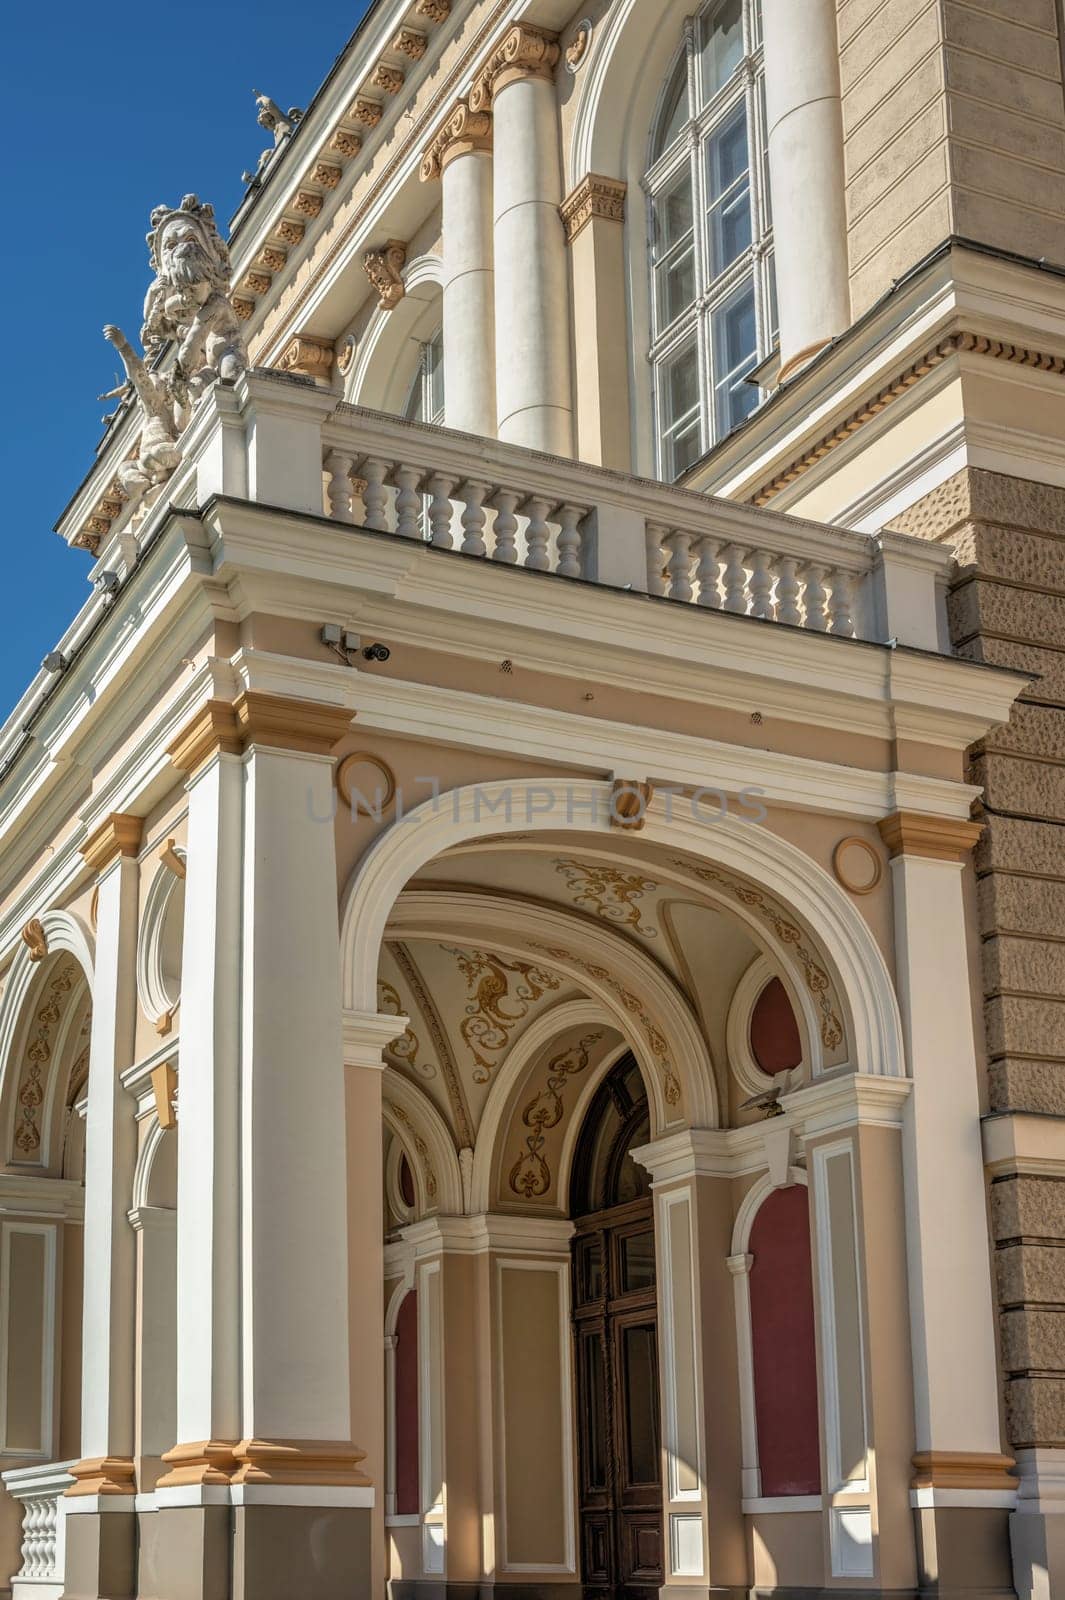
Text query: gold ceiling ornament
277 334 335 383
447 948 562 1082
363 239 407 310
508 1030 604 1199
670 859 844 1052
377 978 434 1079
610 778 654 830
531 943 682 1107
553 858 659 937
14 960 79 1160
389 942 471 1142
387 1100 438 1201
21 918 49 963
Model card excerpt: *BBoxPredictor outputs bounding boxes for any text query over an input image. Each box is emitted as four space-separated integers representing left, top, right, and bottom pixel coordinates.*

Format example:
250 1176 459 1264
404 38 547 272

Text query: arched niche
345 254 444 415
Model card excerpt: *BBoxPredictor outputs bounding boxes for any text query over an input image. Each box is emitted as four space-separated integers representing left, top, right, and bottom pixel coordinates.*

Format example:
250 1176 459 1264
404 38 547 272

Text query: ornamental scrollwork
553 858 659 937
508 1031 604 1199
447 948 561 1082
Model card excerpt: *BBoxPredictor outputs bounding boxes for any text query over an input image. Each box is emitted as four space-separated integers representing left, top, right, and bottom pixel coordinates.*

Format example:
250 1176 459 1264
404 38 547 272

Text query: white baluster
749 549 775 620
523 496 552 571
666 531 693 602
645 522 668 596
695 536 722 608
459 480 490 557
775 557 801 626
802 563 829 631
828 568 855 636
556 505 584 579
393 464 423 540
323 451 355 523
360 458 390 531
722 544 749 614
491 489 520 564
425 474 456 548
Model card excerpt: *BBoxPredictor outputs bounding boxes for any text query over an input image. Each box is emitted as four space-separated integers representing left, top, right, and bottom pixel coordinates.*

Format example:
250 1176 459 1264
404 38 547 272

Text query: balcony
56 370 953 657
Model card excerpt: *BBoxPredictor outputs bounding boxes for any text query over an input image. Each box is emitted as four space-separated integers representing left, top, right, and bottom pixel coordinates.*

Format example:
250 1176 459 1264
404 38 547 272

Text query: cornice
877 809 983 861
167 691 354 776
80 812 144 874
982 1111 1065 1179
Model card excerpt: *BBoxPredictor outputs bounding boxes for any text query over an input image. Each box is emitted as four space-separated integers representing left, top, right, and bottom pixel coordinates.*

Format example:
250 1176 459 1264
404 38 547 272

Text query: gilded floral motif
508 1031 603 1199
14 961 79 1159
387 1102 437 1201
553 858 659 937
447 948 561 1082
378 979 435 1078
671 860 844 1051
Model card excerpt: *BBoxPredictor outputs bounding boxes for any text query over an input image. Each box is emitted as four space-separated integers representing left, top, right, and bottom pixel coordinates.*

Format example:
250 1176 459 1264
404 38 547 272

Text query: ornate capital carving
21 918 48 963
560 174 627 242
313 161 342 191
363 239 407 310
330 127 363 160
371 64 405 95
243 270 272 296
421 99 492 181
293 189 324 218
256 245 287 273
392 27 428 60
277 333 335 382
417 0 450 19
348 96 384 128
877 811 984 861
231 297 255 322
471 24 561 111
81 813 143 874
277 217 306 246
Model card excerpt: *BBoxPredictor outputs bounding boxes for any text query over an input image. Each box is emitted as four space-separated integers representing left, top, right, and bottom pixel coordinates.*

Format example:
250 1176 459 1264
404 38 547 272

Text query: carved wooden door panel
572 1202 663 1599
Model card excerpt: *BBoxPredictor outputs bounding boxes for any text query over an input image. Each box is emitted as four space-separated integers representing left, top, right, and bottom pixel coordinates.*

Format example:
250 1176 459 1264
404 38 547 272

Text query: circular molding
385 1135 415 1226
336 334 358 376
566 18 593 72
726 955 805 1100
136 851 187 1029
832 836 883 896
337 752 396 816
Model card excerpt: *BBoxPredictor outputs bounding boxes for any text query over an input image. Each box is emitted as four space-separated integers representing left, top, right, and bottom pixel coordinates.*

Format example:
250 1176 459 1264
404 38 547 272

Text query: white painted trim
909 1486 1017 1510
382 1071 464 1216
418 1257 445 1576
495 1257 577 1576
229 1484 374 1508
726 953 806 1099
657 1189 705 1513
0 1220 57 1457
811 1141 870 1498
135 850 186 1029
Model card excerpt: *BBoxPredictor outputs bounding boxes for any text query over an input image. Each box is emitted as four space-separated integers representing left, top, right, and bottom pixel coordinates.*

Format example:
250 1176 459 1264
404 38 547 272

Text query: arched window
404 329 445 425
647 0 775 479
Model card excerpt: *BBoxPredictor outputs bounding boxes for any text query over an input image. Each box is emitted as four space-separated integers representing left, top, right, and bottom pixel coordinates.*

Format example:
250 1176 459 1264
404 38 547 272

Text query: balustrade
1 1461 75 1599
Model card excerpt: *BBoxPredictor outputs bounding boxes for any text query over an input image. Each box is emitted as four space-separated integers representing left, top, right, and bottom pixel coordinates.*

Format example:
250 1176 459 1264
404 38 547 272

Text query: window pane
701 0 744 100
656 167 694 251
621 1325 660 1485
657 246 696 328
666 342 699 424
707 108 751 277
426 328 444 423
713 280 759 435
655 57 690 159
621 1230 656 1293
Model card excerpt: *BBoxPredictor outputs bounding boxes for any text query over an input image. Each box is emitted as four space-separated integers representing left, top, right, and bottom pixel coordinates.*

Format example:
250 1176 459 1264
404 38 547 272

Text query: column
234 695 368 1600
64 813 142 1600
632 1135 747 1593
879 811 1017 1595
481 26 575 454
561 175 631 470
422 101 496 438
761 0 850 381
343 1013 400 1600
148 716 245 1600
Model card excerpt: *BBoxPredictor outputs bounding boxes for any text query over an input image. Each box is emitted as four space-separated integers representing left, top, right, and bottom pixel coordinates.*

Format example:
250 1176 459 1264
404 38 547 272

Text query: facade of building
0 0 1063 1596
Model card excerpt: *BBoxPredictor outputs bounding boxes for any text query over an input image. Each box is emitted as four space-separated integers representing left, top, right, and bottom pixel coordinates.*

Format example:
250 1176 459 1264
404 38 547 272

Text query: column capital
80 812 143 874
560 174 627 243
877 810 984 861
471 23 561 110
64 1455 136 1498
911 1450 1017 1492
421 97 492 181
342 1008 404 1068
167 692 354 776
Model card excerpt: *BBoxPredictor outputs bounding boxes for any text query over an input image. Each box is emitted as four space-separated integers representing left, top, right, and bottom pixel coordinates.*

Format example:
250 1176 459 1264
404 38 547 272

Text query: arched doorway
570 1054 663 1597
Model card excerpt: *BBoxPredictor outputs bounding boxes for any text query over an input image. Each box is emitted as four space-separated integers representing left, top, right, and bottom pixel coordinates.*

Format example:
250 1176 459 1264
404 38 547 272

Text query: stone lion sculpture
102 194 248 517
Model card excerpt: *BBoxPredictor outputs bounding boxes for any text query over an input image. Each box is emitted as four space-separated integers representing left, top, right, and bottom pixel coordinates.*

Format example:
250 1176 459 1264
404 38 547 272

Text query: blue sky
1 0 371 721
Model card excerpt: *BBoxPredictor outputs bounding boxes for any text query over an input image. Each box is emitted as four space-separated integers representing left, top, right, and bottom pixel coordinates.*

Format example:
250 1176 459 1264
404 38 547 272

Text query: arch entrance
570 1054 663 1599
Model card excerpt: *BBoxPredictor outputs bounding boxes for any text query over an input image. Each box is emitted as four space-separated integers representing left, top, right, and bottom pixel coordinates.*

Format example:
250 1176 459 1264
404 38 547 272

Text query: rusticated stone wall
892 466 1065 1449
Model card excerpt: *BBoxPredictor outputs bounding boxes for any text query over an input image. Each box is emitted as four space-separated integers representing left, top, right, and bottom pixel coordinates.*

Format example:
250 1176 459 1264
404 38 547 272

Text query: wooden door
572 1199 663 1599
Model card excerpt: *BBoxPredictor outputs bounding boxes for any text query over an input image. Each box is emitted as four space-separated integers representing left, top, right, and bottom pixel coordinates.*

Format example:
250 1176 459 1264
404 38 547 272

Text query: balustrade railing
2 1460 75 1599
317 398 946 648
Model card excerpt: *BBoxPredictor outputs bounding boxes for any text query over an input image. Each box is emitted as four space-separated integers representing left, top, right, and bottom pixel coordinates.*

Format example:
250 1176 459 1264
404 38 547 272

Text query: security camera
93 570 121 599
41 651 69 675
362 642 390 663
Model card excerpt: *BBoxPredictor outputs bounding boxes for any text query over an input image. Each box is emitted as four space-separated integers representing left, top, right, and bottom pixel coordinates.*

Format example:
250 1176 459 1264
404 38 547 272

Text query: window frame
646 0 775 481
403 326 445 426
